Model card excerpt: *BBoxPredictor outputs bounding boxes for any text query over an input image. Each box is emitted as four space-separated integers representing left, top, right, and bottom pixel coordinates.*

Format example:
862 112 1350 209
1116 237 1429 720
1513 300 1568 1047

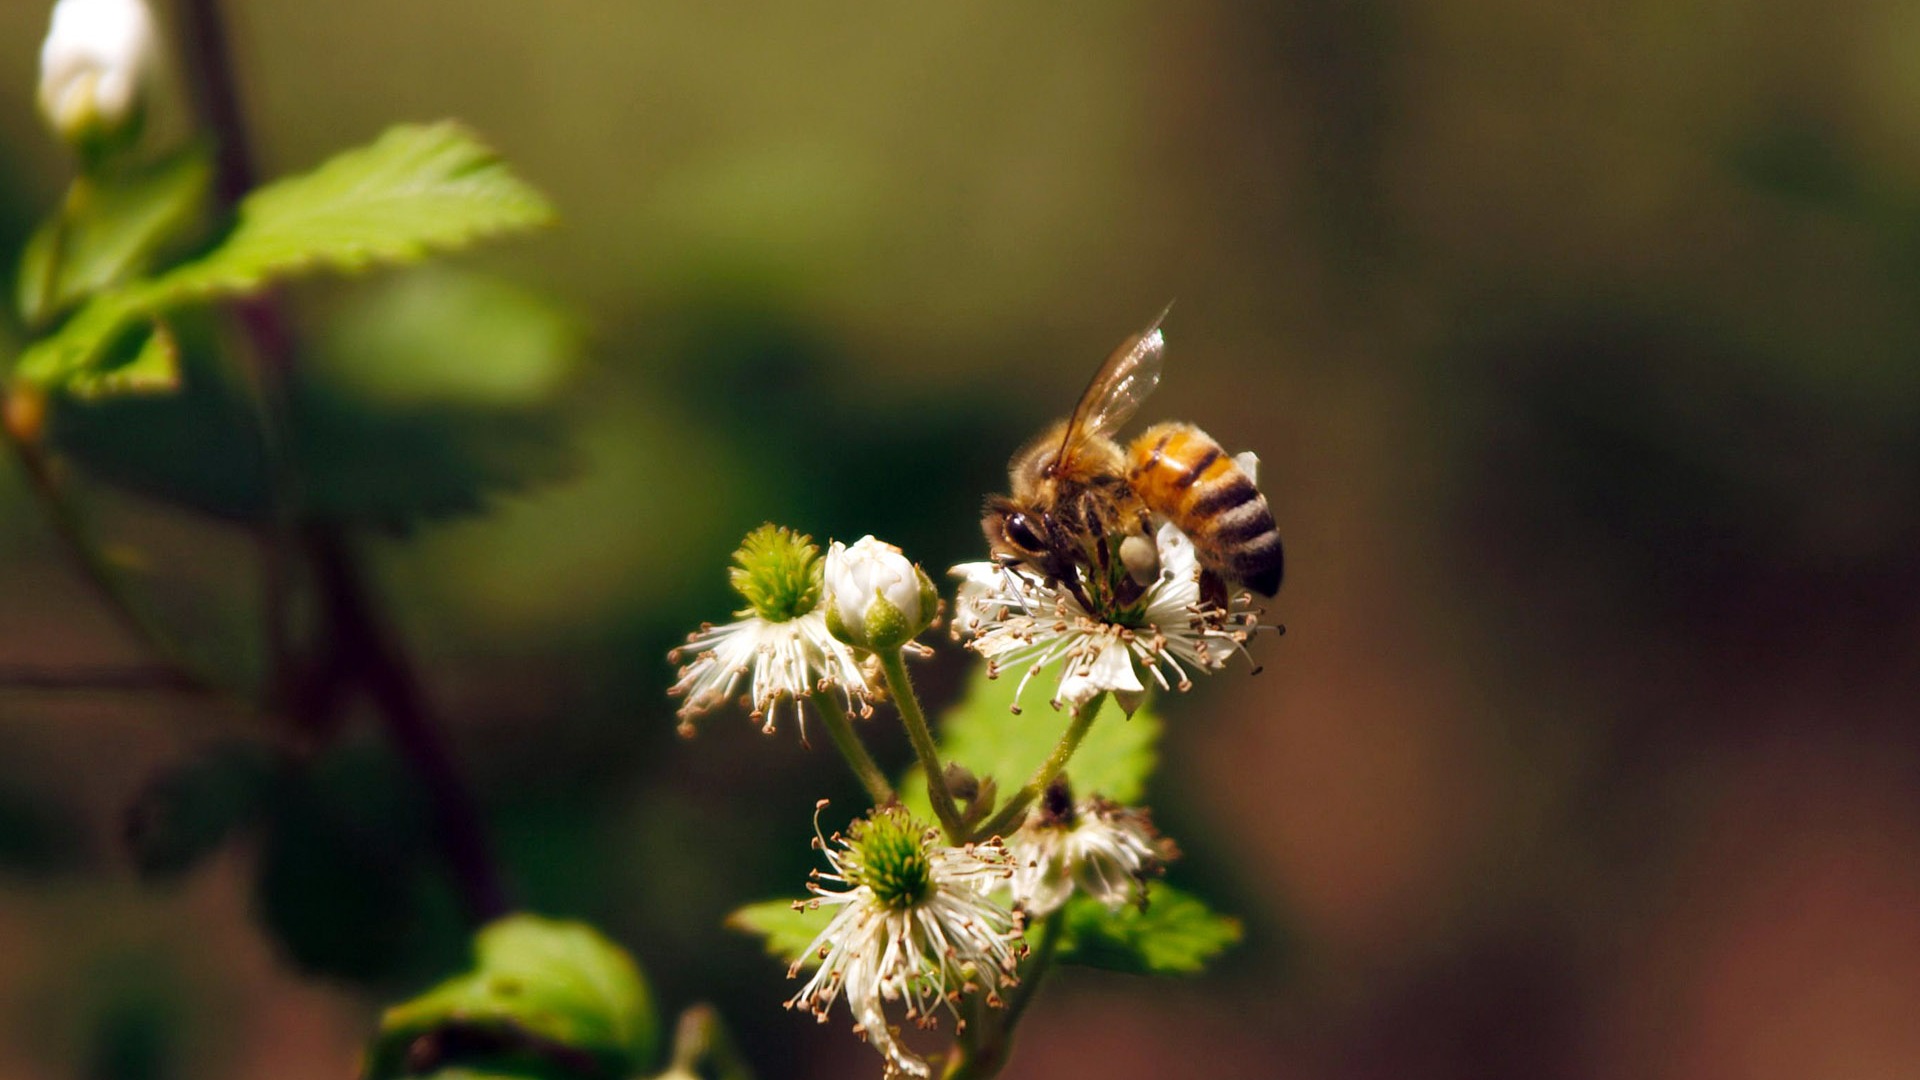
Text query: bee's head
982 495 1051 563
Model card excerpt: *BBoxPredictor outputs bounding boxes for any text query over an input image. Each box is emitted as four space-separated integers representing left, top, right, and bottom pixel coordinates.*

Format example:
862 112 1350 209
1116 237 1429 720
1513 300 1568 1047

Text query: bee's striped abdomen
1127 422 1284 596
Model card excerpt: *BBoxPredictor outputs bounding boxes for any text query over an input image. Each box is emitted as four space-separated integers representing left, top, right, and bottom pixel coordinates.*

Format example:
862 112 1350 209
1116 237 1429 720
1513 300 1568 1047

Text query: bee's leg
1199 568 1229 613
1056 568 1100 615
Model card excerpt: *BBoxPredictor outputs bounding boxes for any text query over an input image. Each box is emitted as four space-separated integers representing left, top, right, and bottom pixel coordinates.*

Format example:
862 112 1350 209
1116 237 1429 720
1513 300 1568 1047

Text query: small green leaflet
898 664 1161 824
16 148 212 328
726 898 830 969
1055 884 1243 976
63 319 179 400
15 122 555 392
364 915 658 1080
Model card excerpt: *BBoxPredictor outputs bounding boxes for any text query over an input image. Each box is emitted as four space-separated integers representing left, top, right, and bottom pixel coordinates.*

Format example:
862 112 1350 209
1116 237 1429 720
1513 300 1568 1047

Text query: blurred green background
2 0 1920 1077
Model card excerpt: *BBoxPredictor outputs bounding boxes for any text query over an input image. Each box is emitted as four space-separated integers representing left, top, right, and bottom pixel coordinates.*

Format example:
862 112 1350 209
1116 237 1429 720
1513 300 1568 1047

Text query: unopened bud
823 535 938 651
38 0 158 155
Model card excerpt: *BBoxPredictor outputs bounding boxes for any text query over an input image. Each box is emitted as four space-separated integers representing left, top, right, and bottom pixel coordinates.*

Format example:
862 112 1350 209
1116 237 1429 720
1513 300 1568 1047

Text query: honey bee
982 311 1284 615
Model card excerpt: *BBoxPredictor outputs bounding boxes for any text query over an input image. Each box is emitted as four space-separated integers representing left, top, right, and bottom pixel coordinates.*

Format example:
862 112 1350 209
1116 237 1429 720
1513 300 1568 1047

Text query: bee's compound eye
1005 512 1045 553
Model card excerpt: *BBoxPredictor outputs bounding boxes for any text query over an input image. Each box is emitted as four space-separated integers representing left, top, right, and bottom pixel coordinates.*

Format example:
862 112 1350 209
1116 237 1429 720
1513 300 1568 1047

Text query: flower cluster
674 431 1278 1076
788 805 1025 1078
950 520 1268 714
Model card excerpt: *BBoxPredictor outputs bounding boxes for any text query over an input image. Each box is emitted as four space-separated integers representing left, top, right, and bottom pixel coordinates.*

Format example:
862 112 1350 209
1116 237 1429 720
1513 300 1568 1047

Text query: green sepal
364 915 659 1080
1054 883 1242 976
859 592 911 650
823 596 853 647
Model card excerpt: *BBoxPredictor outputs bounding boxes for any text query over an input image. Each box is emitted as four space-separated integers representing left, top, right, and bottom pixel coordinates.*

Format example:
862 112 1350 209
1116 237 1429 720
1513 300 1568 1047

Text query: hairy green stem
876 648 966 842
811 690 894 807
973 693 1105 841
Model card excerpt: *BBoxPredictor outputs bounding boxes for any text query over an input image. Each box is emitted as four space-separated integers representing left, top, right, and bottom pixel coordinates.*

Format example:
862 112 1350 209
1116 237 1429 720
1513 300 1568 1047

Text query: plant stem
308 530 510 922
811 690 894 807
0 663 198 691
973 693 1105 841
171 0 512 924
175 0 303 701
876 648 966 842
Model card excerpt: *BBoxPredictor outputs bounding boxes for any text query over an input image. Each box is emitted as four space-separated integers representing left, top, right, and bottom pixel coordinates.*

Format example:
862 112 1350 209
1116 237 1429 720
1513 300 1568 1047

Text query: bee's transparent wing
1057 306 1170 460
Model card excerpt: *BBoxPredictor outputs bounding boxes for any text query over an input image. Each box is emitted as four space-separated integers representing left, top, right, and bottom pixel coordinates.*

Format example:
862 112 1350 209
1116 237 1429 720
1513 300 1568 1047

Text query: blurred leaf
898 665 1160 823
724 899 829 968
366 915 658 1080
65 319 180 400
169 121 553 295
17 148 211 328
123 740 277 881
15 122 553 391
47 271 579 527
252 745 464 985
298 268 582 527
0 781 92 878
1054 883 1241 976
322 269 580 407
83 990 180 1080
46 311 270 520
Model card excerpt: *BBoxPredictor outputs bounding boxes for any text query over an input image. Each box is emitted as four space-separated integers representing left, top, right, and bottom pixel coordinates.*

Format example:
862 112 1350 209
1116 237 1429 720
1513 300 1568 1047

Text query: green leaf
123 740 276 881
366 915 659 1080
45 271 579 527
725 898 830 968
162 121 554 299
15 122 554 391
253 745 463 985
898 664 1161 823
1055 883 1242 976
16 149 212 327
65 319 180 400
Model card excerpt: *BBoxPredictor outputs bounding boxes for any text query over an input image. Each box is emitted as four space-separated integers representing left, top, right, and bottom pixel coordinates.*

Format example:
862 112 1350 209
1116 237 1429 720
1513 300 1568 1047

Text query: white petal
1056 638 1142 711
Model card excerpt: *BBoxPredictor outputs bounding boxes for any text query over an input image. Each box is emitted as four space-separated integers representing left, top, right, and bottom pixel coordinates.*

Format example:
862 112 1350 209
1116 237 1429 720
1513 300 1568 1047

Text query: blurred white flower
1006 786 1173 917
824 535 936 651
38 0 157 147
787 806 1024 1078
950 521 1269 714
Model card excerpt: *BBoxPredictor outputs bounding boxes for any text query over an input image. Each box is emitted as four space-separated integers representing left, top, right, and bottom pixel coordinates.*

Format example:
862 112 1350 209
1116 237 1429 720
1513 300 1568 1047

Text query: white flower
824 536 937 651
788 806 1025 1078
670 524 877 740
38 0 157 146
1006 789 1173 917
950 521 1269 714
668 609 873 740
